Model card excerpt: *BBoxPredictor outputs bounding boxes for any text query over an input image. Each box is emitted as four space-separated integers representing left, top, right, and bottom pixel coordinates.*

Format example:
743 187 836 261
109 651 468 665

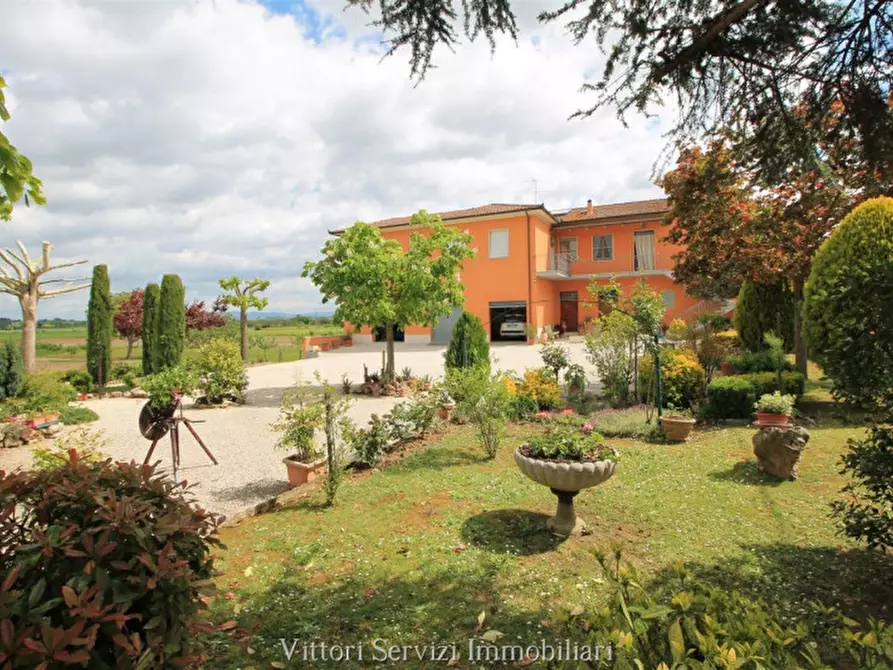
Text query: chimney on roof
586 199 593 215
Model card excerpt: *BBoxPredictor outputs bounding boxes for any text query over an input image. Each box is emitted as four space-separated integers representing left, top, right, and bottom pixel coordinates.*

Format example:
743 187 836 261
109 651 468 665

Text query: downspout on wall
526 211 533 333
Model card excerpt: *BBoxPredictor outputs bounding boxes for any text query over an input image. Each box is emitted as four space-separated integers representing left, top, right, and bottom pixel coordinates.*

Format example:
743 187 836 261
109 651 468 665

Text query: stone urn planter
283 455 326 488
752 425 810 479
660 415 696 442
514 447 618 537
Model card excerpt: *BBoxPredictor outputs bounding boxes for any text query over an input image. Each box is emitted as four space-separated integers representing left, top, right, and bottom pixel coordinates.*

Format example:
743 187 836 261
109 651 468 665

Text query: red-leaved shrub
0 451 223 668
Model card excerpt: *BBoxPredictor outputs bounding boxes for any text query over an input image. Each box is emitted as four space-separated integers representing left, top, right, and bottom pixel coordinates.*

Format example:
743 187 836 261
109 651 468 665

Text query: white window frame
488 229 509 259
592 234 614 261
558 237 578 261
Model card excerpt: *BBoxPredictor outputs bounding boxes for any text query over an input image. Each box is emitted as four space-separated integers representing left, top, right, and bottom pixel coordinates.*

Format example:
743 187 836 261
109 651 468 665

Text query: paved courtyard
0 341 594 520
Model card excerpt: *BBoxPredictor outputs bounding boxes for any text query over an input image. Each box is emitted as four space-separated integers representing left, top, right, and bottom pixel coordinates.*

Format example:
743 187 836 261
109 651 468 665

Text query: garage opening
373 324 405 342
489 301 527 341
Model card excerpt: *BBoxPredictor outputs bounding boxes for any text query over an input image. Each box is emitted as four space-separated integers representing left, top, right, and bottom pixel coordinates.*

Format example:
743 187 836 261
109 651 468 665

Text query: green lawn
203 412 892 668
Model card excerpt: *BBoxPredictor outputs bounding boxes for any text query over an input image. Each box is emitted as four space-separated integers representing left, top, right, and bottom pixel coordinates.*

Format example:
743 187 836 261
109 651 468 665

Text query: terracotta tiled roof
556 198 669 225
332 203 547 233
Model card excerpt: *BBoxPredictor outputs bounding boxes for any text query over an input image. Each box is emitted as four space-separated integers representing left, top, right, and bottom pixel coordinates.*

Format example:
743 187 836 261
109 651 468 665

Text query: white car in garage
499 315 527 339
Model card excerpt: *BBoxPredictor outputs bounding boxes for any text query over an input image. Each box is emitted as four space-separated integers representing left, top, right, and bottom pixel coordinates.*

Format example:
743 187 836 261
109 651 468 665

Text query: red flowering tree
113 288 143 360
185 297 227 331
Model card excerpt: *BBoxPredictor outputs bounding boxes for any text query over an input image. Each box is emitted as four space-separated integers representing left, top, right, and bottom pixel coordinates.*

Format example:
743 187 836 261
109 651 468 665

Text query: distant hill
246 311 293 320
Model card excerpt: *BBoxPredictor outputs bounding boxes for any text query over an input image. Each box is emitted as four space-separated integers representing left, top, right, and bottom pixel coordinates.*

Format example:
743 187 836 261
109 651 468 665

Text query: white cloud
1 0 671 319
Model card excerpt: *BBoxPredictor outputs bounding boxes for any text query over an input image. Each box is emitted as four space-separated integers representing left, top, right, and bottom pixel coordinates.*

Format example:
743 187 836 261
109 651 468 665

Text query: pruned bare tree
0 241 89 373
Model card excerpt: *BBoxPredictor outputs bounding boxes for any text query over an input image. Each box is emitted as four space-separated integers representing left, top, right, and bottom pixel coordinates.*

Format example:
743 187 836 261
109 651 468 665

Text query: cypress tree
156 274 186 371
142 282 160 375
0 341 24 400
445 311 490 371
86 264 112 385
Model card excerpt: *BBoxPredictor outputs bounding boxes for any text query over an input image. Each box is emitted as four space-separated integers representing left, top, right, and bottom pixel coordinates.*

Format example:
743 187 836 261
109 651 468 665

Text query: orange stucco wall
343 211 704 341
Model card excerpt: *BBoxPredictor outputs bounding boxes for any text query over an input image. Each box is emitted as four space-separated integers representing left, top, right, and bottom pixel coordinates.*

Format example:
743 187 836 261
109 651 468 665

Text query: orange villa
331 197 725 344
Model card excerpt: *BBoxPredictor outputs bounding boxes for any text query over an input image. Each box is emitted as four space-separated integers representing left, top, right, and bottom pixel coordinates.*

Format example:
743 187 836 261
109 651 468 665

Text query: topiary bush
725 349 795 374
734 281 795 353
705 376 757 419
804 196 893 411
193 339 248 405
0 340 24 400
142 282 160 376
639 348 706 409
741 371 805 398
0 451 222 668
444 310 490 371
60 369 94 394
156 274 186 372
86 264 113 386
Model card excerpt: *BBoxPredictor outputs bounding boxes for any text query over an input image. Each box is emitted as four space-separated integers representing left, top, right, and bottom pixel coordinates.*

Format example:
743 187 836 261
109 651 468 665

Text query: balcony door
634 231 655 271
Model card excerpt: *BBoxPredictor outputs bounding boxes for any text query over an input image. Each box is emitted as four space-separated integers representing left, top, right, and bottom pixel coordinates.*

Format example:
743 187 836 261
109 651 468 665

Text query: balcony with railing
537 249 675 280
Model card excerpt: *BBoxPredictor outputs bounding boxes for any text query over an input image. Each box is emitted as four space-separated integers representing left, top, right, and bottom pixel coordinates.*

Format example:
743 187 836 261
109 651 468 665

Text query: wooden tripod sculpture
141 394 218 482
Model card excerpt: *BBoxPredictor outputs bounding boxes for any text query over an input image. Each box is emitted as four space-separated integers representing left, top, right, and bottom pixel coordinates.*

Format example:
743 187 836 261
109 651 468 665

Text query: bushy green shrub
58 405 100 425
60 368 93 393
704 372 804 418
467 374 512 459
193 339 248 404
742 371 805 397
444 310 490 371
804 196 893 410
142 282 160 375
0 453 221 669
86 264 112 385
726 349 794 373
516 367 561 411
585 311 637 407
832 424 893 551
157 274 186 371
565 550 893 669
18 372 77 414
639 348 706 409
705 376 757 419
0 340 24 400
141 365 197 409
351 413 391 467
735 281 795 352
272 382 324 462
445 366 490 420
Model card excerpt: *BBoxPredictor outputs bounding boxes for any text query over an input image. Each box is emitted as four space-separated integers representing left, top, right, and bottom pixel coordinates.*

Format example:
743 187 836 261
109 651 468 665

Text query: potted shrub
343 329 354 346
659 406 697 442
754 391 795 427
514 420 619 537
525 323 537 345
565 363 586 397
436 390 456 421
720 358 737 376
273 384 326 487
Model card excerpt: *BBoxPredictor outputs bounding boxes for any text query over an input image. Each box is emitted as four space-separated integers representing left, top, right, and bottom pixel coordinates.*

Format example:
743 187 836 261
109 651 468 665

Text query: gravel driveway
0 340 594 520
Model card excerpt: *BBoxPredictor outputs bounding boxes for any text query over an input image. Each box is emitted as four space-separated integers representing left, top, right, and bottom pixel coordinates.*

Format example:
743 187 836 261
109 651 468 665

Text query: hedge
705 372 805 419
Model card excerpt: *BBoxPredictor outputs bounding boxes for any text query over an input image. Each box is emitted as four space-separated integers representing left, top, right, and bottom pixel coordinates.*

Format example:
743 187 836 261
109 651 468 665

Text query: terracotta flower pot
514 447 618 537
720 361 735 376
660 415 696 442
755 412 792 428
343 338 353 347
527 337 535 345
320 342 330 352
436 404 455 422
283 456 326 488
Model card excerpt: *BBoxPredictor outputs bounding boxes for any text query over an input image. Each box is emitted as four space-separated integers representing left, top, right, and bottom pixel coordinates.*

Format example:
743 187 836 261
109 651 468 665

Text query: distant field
0 323 345 373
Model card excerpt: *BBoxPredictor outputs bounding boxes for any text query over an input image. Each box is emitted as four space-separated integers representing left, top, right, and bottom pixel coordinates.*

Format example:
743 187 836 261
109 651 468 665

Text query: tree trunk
792 277 808 379
125 337 135 360
240 307 249 362
20 294 37 374
385 324 396 383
